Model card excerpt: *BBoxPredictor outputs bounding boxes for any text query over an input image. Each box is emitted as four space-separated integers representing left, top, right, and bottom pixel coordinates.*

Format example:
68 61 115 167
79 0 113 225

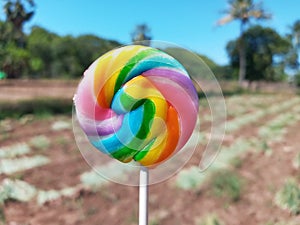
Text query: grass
0 143 31 158
55 136 69 146
249 139 272 156
0 98 72 119
293 152 300 169
29 135 50 150
225 97 299 133
37 187 79 205
196 214 225 225
263 221 299 225
176 166 205 190
275 179 300 215
210 170 243 202
0 178 37 202
51 120 71 131
176 138 250 191
0 155 50 175
229 156 243 168
149 219 160 225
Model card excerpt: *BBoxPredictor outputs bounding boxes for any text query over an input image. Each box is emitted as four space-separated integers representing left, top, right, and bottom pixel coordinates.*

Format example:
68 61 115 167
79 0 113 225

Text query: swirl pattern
74 45 198 166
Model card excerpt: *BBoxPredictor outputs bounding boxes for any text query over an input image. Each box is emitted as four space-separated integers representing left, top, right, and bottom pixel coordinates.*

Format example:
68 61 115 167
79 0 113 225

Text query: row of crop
175 98 300 223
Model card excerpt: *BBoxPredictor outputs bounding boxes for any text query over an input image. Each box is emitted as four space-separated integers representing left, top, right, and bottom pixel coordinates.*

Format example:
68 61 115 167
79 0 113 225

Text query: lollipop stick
139 166 149 225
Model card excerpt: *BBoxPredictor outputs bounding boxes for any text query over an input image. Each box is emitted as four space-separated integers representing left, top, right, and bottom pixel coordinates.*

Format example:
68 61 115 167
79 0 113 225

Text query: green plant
9 172 25 180
0 143 30 158
211 170 243 202
29 135 50 150
0 98 72 120
175 166 205 190
196 214 225 225
0 155 50 175
85 207 98 217
275 179 300 215
150 218 160 225
55 136 68 146
51 120 71 131
229 156 243 168
263 220 298 225
293 153 300 169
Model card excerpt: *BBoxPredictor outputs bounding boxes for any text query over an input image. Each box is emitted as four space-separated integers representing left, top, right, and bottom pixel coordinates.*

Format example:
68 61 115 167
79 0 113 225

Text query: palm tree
291 20 300 50
131 24 152 46
217 0 271 86
3 0 35 47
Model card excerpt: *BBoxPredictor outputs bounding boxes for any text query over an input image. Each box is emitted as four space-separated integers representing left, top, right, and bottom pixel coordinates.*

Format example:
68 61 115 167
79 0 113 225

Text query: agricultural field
0 86 300 225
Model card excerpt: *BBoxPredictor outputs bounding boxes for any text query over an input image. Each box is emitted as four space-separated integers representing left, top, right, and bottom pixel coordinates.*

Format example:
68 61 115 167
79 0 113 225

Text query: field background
0 80 299 225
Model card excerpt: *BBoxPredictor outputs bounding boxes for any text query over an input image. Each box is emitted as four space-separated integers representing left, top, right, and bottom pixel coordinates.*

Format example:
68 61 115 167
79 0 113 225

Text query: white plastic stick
139 166 149 225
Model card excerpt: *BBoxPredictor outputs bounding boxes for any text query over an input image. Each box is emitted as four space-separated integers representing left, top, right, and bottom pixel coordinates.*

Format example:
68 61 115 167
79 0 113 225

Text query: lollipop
74 45 199 167
73 43 227 225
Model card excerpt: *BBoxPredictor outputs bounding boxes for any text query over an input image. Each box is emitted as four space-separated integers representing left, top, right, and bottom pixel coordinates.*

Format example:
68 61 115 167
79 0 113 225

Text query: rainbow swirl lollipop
74 45 198 167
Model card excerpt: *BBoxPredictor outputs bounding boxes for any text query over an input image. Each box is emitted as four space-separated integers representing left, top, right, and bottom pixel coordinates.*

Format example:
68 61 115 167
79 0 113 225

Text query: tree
291 20 300 49
217 0 271 85
131 24 152 46
0 20 14 45
290 20 300 86
0 42 30 78
0 18 31 78
289 20 300 70
226 26 290 84
294 72 300 87
3 0 35 47
27 26 58 77
74 34 120 71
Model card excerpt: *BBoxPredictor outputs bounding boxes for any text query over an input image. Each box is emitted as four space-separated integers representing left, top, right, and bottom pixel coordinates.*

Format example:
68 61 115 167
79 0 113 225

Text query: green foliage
293 152 300 169
230 156 243 168
149 219 160 225
0 143 31 158
196 214 225 225
37 187 78 205
0 41 30 78
0 20 121 78
291 20 300 49
275 179 300 215
218 0 271 84
0 98 72 119
211 170 243 202
226 25 291 82
176 166 205 190
0 178 37 202
26 26 57 77
294 72 300 87
0 155 50 175
29 135 50 150
51 120 71 131
0 21 14 44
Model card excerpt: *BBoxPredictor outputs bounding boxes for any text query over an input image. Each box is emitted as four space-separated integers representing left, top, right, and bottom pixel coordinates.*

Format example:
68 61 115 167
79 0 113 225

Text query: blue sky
1 0 299 65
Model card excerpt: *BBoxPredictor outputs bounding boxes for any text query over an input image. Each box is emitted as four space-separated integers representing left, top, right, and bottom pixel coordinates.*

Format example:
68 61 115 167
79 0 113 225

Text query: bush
0 98 72 119
211 170 243 202
275 179 300 215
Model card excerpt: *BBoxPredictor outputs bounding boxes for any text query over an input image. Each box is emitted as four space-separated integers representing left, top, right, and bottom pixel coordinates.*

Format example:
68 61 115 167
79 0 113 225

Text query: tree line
0 0 121 79
0 0 300 87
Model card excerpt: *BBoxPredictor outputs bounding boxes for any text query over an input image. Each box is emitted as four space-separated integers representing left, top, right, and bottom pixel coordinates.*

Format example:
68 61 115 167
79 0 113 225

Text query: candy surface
74 45 198 166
